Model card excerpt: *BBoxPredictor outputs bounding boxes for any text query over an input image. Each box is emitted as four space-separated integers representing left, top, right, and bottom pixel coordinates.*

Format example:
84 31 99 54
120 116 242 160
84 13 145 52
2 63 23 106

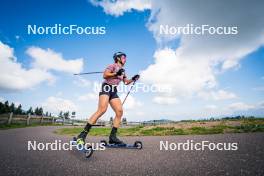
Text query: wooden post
63 117 65 125
27 114 31 126
8 112 13 125
40 115 44 124
52 116 55 124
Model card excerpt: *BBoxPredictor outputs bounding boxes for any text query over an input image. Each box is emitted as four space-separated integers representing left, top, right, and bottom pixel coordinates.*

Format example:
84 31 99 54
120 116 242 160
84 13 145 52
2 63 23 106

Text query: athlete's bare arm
103 70 116 79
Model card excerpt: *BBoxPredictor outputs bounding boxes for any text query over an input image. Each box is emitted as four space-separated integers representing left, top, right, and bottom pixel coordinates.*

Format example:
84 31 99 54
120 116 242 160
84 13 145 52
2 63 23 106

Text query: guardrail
0 113 174 127
0 113 78 126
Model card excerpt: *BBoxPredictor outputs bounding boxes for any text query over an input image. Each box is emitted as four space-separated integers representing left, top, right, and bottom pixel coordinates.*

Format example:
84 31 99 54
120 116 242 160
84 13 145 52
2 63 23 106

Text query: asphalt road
0 126 263 176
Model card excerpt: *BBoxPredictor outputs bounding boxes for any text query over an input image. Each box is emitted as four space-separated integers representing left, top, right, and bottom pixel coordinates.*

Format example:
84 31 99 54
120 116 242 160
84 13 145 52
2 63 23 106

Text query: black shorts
99 83 119 100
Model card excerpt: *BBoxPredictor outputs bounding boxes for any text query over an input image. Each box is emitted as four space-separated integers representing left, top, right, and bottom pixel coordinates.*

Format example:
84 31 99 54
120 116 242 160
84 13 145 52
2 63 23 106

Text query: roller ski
71 137 93 158
100 135 143 149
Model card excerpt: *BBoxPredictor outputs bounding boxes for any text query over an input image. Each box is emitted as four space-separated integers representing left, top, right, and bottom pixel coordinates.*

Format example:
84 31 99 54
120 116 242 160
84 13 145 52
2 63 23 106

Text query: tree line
0 101 72 119
0 100 51 116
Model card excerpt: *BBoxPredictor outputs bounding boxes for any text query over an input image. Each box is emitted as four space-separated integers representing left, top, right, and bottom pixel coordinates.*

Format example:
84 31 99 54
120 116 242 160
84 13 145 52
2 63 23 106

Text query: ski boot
76 130 87 145
109 135 126 145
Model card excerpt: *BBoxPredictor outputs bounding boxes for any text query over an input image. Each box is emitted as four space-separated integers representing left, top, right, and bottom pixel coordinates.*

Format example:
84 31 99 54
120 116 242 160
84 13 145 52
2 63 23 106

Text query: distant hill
143 119 174 123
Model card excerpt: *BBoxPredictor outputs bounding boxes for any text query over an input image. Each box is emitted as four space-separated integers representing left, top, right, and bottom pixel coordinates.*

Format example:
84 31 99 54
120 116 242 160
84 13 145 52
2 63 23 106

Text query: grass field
55 118 264 136
0 123 63 130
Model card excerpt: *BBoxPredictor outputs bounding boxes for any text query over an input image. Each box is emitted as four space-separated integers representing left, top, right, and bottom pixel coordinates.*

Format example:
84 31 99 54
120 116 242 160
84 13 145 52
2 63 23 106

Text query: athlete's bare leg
109 98 123 128
77 95 109 143
108 98 125 144
88 95 109 124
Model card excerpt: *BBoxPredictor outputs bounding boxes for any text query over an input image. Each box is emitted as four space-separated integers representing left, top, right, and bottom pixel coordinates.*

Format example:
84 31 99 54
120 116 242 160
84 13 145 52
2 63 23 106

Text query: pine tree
34 107 38 115
27 107 33 115
0 102 4 114
59 111 63 118
10 103 15 113
63 111 70 119
16 104 23 114
4 101 10 113
39 107 43 116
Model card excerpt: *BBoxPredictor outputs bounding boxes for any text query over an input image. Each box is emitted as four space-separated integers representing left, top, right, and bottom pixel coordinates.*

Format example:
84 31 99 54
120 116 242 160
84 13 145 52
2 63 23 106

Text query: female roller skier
76 52 140 145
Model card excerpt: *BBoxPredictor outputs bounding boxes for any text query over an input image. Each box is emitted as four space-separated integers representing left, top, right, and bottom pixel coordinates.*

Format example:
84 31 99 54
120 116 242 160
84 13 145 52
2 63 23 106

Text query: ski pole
74 71 103 75
122 80 137 105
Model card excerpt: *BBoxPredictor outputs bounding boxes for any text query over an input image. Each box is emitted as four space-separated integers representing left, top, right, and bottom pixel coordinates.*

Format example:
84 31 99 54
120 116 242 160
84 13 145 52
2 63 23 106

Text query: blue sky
0 0 264 121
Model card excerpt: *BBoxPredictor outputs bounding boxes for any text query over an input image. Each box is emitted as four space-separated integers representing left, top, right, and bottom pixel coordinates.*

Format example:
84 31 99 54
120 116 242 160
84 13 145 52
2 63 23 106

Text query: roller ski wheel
71 137 93 158
84 145 93 158
100 140 107 146
134 141 143 149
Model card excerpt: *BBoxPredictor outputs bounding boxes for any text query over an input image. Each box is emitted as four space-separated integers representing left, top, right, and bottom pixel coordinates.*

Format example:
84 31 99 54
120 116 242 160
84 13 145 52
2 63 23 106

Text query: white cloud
226 101 264 116
198 90 236 101
0 42 85 91
92 0 264 105
205 105 217 111
0 41 16 61
205 101 264 117
42 96 77 115
228 102 254 112
203 105 221 117
153 96 178 105
90 0 151 17
27 46 83 74
0 97 4 102
142 0 264 98
141 48 216 98
257 101 264 108
73 77 91 88
14 101 21 107
136 111 145 116
0 41 55 91
78 92 98 101
120 94 142 109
